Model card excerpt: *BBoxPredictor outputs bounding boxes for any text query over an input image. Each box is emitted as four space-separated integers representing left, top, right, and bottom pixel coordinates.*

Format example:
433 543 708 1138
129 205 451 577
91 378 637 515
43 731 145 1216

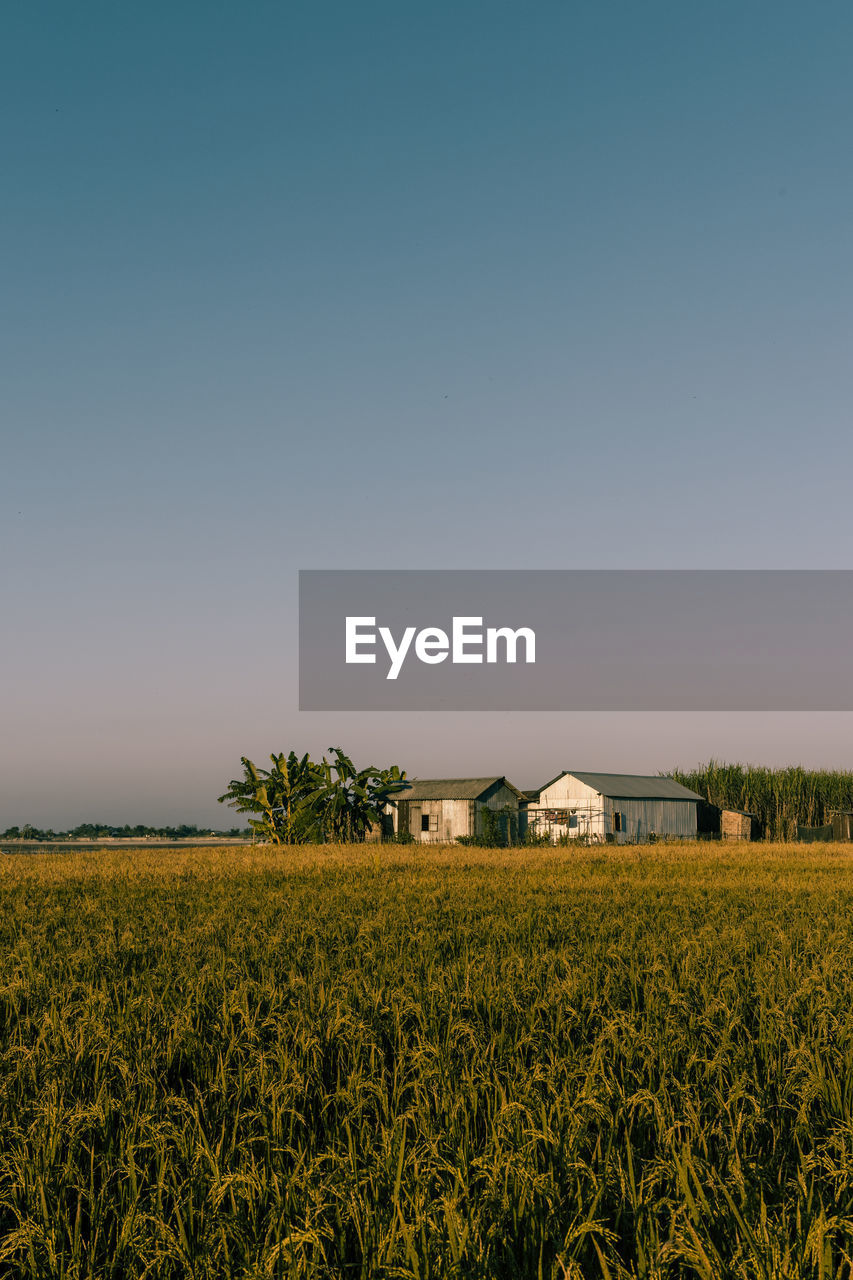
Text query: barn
526 772 702 844
390 777 526 844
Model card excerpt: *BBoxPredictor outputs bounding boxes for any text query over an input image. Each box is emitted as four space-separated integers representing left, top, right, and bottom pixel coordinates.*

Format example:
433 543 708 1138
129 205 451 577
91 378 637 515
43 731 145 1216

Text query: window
421 814 430 832
421 814 438 832
613 811 623 833
568 814 578 829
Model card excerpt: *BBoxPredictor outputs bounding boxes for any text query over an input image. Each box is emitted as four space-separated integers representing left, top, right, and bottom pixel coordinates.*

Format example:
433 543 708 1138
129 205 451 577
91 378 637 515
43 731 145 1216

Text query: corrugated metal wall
473 783 522 841
391 784 523 843
602 796 697 843
398 798 474 843
529 775 697 843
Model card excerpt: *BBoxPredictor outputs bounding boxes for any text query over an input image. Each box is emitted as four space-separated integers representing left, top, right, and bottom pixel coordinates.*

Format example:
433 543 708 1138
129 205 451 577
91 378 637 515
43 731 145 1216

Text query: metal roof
532 772 704 802
397 777 523 801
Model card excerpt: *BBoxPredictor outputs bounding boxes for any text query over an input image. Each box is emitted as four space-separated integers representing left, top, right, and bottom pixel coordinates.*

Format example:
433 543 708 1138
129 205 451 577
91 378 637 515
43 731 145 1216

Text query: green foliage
2 844 853 1276
457 804 520 847
218 748 408 844
671 759 853 841
521 826 553 847
304 748 408 843
217 751 316 844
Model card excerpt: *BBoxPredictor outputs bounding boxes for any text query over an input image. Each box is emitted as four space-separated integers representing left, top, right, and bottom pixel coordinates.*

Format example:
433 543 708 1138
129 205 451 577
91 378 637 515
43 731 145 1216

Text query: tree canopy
217 748 408 843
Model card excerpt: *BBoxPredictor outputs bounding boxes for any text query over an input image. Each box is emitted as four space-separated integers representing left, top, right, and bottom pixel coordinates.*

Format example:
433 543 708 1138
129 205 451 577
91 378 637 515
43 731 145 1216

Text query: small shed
828 811 853 842
697 802 760 840
391 777 526 844
721 809 759 840
526 772 702 844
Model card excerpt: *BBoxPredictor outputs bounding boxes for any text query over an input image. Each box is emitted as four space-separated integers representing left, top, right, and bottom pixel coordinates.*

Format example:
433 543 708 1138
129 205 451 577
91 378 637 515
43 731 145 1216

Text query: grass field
2 843 853 1278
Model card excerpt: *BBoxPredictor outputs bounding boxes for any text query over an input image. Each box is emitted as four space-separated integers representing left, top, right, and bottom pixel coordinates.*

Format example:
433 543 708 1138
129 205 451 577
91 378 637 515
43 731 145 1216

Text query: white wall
389 797 474 843
527 775 605 840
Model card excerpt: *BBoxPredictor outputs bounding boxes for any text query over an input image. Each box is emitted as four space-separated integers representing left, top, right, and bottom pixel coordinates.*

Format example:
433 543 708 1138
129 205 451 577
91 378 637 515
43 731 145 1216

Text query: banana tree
217 752 315 843
304 747 408 842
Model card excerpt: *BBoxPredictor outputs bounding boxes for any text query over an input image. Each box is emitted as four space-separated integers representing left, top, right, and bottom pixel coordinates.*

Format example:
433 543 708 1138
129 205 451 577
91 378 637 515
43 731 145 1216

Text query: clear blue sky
3 1 853 827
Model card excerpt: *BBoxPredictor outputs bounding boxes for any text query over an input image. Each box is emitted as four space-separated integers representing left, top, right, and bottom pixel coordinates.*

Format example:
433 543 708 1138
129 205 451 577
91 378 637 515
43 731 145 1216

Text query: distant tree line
671 760 853 841
0 823 247 841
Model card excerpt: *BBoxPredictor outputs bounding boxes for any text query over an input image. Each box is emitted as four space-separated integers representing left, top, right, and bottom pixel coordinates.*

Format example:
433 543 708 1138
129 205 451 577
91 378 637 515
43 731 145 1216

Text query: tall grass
671 760 853 840
1 843 853 1276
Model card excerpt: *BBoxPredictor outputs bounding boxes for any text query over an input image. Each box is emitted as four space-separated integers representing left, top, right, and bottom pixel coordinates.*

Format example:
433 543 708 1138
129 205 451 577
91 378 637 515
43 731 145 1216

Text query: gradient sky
3 1 853 828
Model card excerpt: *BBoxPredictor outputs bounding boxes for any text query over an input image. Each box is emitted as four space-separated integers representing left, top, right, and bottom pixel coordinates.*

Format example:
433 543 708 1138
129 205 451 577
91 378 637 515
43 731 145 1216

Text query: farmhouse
526 772 703 844
390 777 527 844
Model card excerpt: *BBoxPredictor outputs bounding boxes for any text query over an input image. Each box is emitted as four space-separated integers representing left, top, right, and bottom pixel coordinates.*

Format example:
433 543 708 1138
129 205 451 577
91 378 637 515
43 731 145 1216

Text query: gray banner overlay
299 570 853 710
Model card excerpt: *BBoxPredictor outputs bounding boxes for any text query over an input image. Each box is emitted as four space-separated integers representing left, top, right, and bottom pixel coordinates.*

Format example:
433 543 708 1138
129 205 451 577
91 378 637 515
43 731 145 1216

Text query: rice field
1 842 853 1278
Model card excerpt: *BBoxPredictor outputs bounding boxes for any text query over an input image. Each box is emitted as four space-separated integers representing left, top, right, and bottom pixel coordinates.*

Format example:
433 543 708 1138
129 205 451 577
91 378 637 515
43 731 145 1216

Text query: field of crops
671 761 853 840
2 843 853 1278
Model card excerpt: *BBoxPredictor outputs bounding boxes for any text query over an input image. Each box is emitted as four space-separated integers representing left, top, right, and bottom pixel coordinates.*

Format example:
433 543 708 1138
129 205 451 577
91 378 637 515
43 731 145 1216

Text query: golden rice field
2 842 853 1278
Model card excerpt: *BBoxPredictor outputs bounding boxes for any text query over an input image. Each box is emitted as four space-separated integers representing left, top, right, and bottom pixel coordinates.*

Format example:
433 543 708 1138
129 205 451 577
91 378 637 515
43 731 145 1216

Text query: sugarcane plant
670 758 853 841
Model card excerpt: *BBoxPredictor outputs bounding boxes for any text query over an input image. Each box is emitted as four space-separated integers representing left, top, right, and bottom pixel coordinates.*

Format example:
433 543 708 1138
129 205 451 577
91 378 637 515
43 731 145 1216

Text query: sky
2 0 853 828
